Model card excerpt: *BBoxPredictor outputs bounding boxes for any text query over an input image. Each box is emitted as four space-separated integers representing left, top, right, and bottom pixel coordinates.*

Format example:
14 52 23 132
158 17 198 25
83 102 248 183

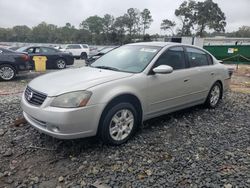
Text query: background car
86 46 117 65
8 46 22 51
62 44 89 59
0 47 31 80
16 46 74 69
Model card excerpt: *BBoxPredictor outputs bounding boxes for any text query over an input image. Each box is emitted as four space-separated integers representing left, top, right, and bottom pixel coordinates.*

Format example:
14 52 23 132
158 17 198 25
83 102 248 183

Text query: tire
204 82 222 108
55 59 66 69
80 53 87 60
0 64 16 81
99 102 139 145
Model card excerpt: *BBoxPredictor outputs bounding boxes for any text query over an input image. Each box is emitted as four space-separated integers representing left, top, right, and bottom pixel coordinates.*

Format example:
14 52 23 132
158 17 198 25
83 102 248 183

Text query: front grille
25 86 47 106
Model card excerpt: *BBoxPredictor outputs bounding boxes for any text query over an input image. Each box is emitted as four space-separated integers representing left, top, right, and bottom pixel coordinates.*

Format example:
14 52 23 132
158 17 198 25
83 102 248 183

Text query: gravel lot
0 62 250 188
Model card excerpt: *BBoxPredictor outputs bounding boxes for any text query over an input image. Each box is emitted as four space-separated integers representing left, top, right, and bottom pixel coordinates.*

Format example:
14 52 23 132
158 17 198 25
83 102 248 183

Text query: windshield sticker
140 48 157 53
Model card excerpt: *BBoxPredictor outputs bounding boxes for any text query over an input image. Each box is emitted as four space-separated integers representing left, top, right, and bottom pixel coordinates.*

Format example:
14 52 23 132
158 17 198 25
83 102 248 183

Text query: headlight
50 91 92 108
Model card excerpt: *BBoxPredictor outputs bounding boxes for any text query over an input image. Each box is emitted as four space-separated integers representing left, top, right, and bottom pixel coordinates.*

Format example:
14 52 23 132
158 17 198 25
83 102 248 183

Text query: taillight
21 54 30 61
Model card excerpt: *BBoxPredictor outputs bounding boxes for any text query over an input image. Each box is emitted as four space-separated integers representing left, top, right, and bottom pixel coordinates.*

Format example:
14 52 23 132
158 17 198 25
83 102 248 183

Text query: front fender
87 75 147 116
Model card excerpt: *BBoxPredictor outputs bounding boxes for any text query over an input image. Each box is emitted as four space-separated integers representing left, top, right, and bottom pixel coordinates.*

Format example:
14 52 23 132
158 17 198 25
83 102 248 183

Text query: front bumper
21 94 106 139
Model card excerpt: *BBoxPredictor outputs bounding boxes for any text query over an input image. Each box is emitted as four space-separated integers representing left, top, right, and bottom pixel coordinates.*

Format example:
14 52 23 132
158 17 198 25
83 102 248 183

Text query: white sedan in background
21 42 230 145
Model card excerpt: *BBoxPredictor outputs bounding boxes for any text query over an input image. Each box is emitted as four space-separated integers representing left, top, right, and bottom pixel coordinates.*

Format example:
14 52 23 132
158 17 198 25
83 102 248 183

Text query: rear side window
82 45 88 49
186 47 209 67
41 47 57 53
154 47 186 70
66 44 81 49
34 48 41 53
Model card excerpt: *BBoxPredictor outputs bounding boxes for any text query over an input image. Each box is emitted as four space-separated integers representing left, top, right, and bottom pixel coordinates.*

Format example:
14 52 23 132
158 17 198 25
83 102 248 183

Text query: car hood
28 67 133 96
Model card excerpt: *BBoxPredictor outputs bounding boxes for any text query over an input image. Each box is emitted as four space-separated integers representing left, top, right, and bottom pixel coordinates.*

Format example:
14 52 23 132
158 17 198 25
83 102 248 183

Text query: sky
0 0 249 34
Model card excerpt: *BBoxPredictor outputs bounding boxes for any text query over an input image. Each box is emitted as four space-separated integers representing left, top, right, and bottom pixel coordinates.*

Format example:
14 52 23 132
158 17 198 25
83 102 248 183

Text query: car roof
127 42 174 47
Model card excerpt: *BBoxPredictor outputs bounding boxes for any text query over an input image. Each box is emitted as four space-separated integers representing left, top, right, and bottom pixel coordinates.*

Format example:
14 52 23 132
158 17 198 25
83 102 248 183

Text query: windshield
99 47 115 54
16 46 28 52
91 45 161 73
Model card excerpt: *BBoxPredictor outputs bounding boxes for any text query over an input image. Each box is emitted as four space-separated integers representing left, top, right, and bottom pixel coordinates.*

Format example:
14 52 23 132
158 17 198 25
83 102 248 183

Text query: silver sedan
21 42 230 145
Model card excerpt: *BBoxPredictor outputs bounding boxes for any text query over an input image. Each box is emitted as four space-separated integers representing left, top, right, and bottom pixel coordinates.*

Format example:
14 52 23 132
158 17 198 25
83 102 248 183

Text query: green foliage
12 25 31 42
160 19 176 35
0 7 156 45
226 26 250 38
141 9 153 36
175 0 196 36
123 8 141 39
171 0 226 37
195 0 226 37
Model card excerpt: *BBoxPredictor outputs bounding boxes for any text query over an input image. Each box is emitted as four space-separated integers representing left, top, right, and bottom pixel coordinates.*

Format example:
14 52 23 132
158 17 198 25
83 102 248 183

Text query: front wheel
55 59 66 69
0 64 16 81
205 82 222 108
99 103 138 145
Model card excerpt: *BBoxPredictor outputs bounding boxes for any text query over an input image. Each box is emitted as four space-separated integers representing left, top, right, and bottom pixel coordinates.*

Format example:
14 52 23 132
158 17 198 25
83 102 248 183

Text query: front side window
186 47 209 67
91 45 161 73
27 48 34 53
154 47 186 70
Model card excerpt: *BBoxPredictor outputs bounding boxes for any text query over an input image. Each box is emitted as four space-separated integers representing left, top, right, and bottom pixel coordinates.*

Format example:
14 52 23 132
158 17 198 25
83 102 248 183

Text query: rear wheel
55 59 66 69
99 102 138 145
205 82 222 108
0 64 16 81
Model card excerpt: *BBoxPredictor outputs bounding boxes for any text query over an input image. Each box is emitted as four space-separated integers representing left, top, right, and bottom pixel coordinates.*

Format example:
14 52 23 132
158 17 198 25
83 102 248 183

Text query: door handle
184 78 189 82
210 72 215 75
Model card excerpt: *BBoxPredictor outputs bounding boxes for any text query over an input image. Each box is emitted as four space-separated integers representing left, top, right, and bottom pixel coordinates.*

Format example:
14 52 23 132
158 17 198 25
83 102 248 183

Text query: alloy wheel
210 85 221 106
57 59 66 69
0 66 15 80
109 109 134 141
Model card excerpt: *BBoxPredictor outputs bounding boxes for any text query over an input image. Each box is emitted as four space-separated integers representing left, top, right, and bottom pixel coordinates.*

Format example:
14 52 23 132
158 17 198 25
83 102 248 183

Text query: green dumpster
203 45 250 64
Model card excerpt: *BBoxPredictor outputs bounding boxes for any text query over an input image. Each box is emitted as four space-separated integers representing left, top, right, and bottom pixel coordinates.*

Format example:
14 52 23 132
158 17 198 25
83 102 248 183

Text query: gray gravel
0 76 250 187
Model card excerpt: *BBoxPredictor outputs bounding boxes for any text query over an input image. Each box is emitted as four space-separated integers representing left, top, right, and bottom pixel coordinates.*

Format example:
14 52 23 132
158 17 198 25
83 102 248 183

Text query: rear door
40 47 59 67
184 46 215 102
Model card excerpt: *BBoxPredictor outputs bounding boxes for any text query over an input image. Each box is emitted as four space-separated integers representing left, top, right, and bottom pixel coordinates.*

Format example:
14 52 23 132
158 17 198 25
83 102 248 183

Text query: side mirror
153 65 173 74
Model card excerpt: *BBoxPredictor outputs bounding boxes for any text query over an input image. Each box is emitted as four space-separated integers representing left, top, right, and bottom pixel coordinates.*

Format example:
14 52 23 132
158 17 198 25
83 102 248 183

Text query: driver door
145 46 192 118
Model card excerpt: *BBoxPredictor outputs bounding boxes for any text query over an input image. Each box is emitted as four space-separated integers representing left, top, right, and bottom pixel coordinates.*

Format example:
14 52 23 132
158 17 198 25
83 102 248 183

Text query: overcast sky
0 0 249 34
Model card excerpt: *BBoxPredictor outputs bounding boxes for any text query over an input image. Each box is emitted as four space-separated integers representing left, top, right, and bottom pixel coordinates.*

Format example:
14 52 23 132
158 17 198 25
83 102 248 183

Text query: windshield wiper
94 66 120 71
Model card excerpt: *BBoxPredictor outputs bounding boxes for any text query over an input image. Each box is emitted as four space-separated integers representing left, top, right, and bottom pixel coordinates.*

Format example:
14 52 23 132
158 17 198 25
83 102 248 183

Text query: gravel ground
0 64 250 187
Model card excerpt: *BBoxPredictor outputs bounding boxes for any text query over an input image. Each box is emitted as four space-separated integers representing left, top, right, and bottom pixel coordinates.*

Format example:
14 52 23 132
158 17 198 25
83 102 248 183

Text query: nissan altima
21 42 230 145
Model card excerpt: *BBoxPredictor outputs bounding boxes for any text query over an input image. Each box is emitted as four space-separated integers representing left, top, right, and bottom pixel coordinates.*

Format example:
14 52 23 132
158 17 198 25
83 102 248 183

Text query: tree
141 8 153 36
31 22 56 43
0 28 13 42
58 23 78 43
175 0 196 36
195 0 226 37
12 25 31 42
80 16 103 35
80 15 104 44
113 16 127 44
103 14 115 43
160 19 176 35
123 8 141 40
235 26 250 37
